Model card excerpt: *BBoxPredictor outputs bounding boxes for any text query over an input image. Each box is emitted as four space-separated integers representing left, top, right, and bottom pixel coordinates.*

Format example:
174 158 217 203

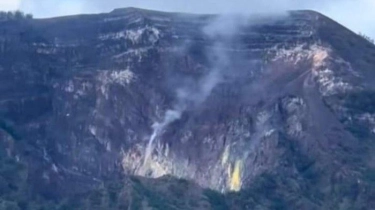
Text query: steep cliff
0 7 374 209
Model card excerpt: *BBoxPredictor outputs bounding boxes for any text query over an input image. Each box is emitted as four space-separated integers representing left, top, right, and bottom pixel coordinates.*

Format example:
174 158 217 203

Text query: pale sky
0 0 374 39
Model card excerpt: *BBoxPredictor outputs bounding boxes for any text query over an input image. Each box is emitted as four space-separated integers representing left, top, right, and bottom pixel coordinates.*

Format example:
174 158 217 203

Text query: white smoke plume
143 110 181 164
143 14 249 165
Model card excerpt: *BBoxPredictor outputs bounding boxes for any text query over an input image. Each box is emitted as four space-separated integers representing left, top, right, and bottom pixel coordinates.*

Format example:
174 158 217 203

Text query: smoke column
143 14 248 166
143 109 182 164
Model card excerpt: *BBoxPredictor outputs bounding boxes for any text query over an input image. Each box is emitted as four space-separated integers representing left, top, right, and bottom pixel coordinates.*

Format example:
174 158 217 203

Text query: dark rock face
0 8 375 209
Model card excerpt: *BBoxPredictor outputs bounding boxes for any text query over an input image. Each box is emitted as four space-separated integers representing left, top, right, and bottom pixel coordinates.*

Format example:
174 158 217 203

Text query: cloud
17 0 375 38
0 0 21 11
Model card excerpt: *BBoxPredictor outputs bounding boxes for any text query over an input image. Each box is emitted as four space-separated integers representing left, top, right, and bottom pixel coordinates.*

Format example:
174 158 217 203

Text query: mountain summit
0 7 374 209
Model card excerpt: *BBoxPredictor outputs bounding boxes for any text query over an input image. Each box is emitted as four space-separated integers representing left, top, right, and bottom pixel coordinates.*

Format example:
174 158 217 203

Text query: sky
0 0 374 38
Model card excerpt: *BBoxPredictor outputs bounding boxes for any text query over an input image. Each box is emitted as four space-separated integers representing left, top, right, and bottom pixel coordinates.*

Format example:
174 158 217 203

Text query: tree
0 10 33 21
358 32 374 44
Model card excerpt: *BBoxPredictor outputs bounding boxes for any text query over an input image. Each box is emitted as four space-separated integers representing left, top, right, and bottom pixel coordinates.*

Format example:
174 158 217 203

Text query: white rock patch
99 26 161 45
97 68 136 99
100 68 135 85
357 113 375 134
271 44 357 97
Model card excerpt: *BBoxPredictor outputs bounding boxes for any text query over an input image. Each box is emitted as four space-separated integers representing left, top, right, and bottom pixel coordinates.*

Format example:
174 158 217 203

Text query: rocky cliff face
0 7 375 209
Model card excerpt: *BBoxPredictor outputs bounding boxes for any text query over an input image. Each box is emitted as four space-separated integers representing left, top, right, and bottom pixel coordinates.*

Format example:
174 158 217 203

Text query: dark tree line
0 11 33 22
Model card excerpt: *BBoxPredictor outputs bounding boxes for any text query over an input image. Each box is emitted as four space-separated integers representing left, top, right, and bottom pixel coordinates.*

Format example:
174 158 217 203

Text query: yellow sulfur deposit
228 160 242 191
229 160 242 191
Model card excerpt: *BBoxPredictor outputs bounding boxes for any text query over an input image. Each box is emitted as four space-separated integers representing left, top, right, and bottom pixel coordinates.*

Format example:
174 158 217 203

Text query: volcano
0 8 374 209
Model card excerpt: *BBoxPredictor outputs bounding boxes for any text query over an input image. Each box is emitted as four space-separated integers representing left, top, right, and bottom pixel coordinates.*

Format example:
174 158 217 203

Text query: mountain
0 7 374 209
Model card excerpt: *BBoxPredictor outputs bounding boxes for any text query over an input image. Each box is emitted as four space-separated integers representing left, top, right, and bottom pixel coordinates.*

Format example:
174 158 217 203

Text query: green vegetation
204 189 228 210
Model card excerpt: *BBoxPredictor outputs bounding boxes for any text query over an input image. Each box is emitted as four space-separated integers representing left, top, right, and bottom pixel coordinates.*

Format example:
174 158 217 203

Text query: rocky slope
0 7 374 209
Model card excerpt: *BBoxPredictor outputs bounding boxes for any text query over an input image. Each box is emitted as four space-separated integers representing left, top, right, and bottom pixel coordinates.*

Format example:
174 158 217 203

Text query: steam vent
0 7 375 209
